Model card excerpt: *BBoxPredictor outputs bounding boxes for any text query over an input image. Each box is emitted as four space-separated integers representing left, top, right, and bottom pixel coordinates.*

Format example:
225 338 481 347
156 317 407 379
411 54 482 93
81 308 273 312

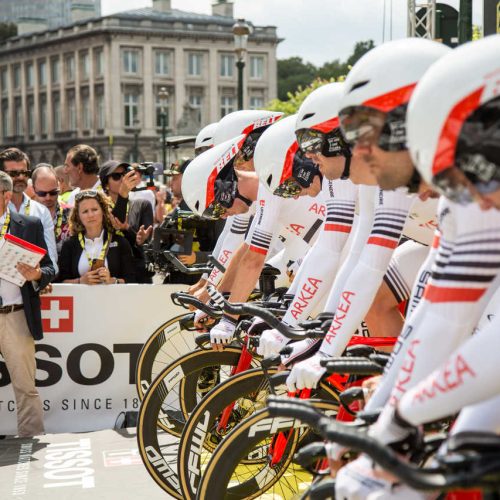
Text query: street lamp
132 118 141 163
232 18 252 110
158 86 169 182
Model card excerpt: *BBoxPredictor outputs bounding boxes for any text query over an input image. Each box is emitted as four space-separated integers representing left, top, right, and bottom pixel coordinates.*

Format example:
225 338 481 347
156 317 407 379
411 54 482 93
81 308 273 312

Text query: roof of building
112 7 236 27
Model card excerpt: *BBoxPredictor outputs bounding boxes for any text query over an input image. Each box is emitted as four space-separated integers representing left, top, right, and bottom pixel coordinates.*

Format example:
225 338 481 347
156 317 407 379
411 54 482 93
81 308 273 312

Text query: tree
266 78 338 115
346 40 375 67
277 57 317 101
0 22 17 43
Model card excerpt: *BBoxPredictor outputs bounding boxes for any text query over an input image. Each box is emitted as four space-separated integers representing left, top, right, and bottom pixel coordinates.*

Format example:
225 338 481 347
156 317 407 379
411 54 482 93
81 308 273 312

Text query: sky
101 0 484 66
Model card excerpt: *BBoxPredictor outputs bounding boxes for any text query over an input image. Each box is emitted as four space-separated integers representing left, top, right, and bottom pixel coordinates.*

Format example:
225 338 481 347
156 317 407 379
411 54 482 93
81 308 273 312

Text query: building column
33 58 40 141
173 46 186 132
208 47 218 123
60 54 67 133
47 56 54 139
142 43 154 136
106 39 122 135
89 48 95 136
74 49 81 137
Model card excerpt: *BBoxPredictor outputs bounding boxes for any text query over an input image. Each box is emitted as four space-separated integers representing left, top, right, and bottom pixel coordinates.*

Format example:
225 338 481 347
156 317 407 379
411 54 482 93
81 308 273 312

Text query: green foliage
266 78 339 115
472 25 482 40
269 39 375 114
0 22 17 43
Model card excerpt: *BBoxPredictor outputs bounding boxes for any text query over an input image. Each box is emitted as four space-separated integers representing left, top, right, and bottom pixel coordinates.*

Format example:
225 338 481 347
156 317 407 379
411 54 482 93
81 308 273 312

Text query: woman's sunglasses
75 189 99 201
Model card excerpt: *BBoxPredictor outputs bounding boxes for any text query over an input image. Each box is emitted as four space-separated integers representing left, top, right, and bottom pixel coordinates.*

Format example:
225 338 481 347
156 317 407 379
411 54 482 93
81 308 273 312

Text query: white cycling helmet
213 110 283 162
254 115 320 197
408 35 500 204
194 122 218 156
182 134 250 218
339 38 450 151
295 82 352 178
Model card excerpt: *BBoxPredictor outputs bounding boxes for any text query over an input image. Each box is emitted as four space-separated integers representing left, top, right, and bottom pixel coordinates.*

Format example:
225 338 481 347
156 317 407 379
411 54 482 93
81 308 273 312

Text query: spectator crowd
0 143 197 438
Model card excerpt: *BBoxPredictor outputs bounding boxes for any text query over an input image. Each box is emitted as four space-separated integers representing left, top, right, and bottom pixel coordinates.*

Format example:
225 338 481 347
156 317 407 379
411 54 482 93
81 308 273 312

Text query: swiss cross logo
102 449 142 468
41 296 74 333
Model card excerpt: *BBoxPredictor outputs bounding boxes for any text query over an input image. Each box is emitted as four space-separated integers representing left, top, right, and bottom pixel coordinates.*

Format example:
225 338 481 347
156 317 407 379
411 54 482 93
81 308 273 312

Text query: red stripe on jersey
363 83 417 113
279 141 300 185
325 223 351 233
367 236 398 249
432 232 441 249
249 245 268 255
432 86 484 177
424 285 486 303
312 116 340 133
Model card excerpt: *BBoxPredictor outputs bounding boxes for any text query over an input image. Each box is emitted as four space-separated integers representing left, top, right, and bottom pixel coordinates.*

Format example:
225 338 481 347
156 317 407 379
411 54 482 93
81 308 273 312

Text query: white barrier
0 284 187 434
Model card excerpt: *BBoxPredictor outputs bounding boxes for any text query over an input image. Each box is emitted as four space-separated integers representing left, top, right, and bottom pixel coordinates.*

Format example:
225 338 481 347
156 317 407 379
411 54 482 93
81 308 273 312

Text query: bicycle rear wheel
137 347 257 498
135 312 199 400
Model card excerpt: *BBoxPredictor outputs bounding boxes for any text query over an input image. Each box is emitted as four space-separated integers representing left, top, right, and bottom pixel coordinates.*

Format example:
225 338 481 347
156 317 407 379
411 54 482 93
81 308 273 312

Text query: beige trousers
0 309 44 437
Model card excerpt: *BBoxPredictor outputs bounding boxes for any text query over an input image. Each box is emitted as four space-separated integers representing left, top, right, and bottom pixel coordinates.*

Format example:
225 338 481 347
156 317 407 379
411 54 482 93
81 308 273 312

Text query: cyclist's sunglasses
7 170 31 178
296 128 350 157
273 177 303 198
339 105 407 152
35 189 60 197
75 189 99 202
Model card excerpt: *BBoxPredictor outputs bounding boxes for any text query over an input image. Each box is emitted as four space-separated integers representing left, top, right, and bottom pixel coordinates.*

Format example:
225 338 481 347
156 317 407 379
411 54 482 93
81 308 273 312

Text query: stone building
0 0 279 166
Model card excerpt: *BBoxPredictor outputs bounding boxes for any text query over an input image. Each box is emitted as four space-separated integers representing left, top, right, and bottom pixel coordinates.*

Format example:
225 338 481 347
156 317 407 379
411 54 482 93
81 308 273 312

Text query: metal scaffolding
407 0 436 39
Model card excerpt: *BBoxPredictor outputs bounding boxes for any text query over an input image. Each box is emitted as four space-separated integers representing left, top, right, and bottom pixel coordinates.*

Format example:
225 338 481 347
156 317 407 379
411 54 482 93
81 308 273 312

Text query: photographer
161 159 224 284
100 160 154 283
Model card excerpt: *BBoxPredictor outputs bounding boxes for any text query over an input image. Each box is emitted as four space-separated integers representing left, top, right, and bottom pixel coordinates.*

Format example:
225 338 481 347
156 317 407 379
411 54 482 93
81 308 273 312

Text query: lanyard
54 204 64 239
0 210 10 239
78 231 110 268
24 199 30 216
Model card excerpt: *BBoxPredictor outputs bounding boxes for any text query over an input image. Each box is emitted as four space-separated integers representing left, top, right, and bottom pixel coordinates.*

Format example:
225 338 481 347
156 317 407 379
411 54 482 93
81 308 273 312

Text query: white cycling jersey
244 180 326 268
207 213 253 285
280 178 358 326
320 188 438 358
368 198 500 431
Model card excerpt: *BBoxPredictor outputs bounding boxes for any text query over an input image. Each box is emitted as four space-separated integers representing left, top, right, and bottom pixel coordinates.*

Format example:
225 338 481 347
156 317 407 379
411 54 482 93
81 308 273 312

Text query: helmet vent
266 174 273 186
195 201 200 211
302 112 315 121
349 80 370 93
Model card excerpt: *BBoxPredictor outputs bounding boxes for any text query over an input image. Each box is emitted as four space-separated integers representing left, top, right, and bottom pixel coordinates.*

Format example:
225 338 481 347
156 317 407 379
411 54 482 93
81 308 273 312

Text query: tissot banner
0 284 186 434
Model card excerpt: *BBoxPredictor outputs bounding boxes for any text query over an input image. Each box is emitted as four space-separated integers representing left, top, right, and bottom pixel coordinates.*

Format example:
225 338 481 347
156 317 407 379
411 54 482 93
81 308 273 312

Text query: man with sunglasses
0 148 58 272
32 165 71 257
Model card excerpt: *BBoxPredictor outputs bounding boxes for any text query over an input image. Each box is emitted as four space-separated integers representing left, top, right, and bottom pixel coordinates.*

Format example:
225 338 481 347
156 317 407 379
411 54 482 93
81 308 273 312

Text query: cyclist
335 35 500 499
283 39 449 392
183 113 330 350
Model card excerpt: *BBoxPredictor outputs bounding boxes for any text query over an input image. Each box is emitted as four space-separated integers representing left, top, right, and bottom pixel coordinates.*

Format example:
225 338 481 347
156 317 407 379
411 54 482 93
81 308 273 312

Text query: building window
95 50 104 77
40 95 47 135
220 54 234 77
0 68 7 95
13 65 21 89
82 94 91 130
123 50 139 75
220 95 235 118
189 94 202 123
187 53 202 76
51 58 59 84
38 60 47 86
124 93 139 127
14 98 23 136
80 52 90 80
26 63 34 88
96 93 105 129
155 51 170 76
249 96 264 109
27 98 35 136
67 92 76 130
53 94 61 132
249 56 264 79
66 55 75 82
2 100 9 138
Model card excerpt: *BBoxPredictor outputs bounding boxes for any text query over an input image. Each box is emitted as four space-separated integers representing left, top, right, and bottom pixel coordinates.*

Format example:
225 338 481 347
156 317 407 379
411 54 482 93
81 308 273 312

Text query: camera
126 162 156 177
